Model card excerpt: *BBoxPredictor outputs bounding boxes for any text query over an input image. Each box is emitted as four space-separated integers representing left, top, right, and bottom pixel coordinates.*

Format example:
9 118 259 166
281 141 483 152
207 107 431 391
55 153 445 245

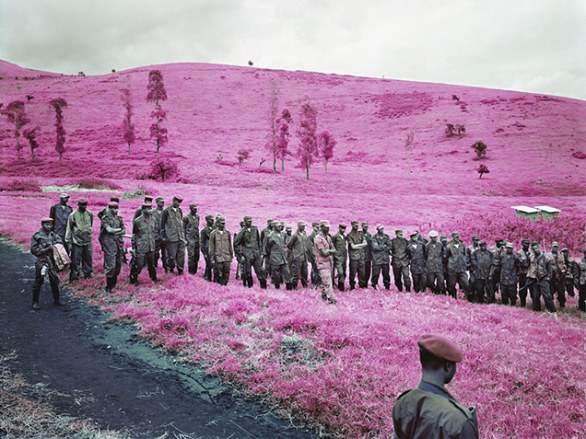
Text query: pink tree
49 98 67 161
1 100 29 160
149 156 178 182
22 125 40 160
276 108 292 171
477 164 490 179
237 148 251 164
121 88 136 155
265 81 279 173
318 130 336 173
296 102 318 180
146 70 168 154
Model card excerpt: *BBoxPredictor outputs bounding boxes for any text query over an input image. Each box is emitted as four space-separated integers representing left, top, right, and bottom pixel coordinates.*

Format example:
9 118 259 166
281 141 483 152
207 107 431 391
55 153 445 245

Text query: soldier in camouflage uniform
183 204 200 275
208 216 233 286
516 239 532 307
266 221 292 289
313 220 337 304
65 198 93 282
49 193 73 254
440 235 450 292
307 222 322 288
528 244 556 313
370 225 391 290
391 229 411 292
466 236 480 295
362 222 372 286
233 216 267 288
425 231 445 294
133 195 154 221
31 218 63 309
500 242 520 306
547 242 567 308
99 201 125 293
287 221 309 289
471 241 493 303
332 224 348 291
573 249 586 312
161 195 185 275
489 239 505 300
347 221 368 289
200 215 214 281
407 231 426 293
561 248 576 299
130 203 158 285
261 219 274 278
445 232 470 300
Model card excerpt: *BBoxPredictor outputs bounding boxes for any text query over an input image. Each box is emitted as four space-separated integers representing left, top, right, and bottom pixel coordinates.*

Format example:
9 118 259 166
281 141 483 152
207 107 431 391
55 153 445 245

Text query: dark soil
0 241 316 439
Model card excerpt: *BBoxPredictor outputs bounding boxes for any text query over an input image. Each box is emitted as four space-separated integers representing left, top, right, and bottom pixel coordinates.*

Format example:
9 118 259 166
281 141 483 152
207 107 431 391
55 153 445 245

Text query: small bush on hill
149 157 178 182
0 179 41 192
477 164 490 179
471 140 487 159
237 148 251 164
571 151 586 160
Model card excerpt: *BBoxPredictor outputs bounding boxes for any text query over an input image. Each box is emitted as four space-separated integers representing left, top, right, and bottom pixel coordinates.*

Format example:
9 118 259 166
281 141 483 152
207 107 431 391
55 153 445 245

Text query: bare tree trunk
324 160 328 173
128 142 131 155
31 146 35 161
281 158 284 172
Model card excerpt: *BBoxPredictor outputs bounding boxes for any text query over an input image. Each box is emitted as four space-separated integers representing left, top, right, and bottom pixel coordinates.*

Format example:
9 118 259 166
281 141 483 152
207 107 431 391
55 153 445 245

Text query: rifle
518 278 536 294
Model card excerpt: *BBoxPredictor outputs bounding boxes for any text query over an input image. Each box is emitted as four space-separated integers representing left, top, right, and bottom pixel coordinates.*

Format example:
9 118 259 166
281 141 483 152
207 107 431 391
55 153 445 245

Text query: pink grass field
1 59 585 438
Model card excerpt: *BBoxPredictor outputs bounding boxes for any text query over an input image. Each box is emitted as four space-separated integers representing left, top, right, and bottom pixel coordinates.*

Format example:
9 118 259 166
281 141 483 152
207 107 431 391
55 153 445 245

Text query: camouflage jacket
500 253 520 286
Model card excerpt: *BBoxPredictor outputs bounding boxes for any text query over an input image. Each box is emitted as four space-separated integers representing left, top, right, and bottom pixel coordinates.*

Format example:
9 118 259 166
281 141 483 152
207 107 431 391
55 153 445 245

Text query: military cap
351 220 359 226
110 196 120 203
189 204 197 209
440 235 448 240
521 239 530 244
41 217 54 223
409 231 418 237
155 196 164 202
108 201 119 208
451 231 460 237
551 241 559 248
205 215 214 220
479 240 487 246
216 215 225 221
286 226 292 230
215 213 223 219
362 222 368 226
144 195 154 201
561 248 569 253
278 220 285 226
505 242 514 249
297 221 305 226
395 229 403 234
428 230 438 238
320 219 331 227
243 216 252 221
267 218 273 223
312 222 320 227
418 334 463 363
339 224 346 229
496 239 504 244
173 195 183 202
472 236 480 241
141 202 152 208
376 224 384 230
78 197 89 204
60 193 70 199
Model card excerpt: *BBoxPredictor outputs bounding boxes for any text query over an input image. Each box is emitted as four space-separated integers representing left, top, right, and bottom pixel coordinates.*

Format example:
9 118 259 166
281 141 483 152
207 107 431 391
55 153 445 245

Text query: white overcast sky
1 0 585 99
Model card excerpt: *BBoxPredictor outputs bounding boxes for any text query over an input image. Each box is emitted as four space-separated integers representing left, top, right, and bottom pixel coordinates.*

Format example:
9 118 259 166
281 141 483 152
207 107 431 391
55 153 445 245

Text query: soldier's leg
492 269 501 298
447 271 457 298
554 279 566 308
81 243 93 278
48 268 61 304
271 263 282 288
176 241 185 274
475 279 486 303
529 281 541 311
146 251 157 281
392 265 403 291
578 285 586 312
364 260 371 288
187 242 196 274
70 243 81 281
382 263 391 289
221 261 231 285
130 253 145 283
290 258 300 289
166 241 177 272
518 273 528 306
300 259 308 288
357 259 366 288
335 258 345 291
436 271 445 295
469 272 476 297
539 280 556 312
32 263 44 307
203 254 212 281
193 244 200 274
458 271 471 300
348 259 357 289
371 264 381 288
319 268 335 303
402 266 411 292
282 263 292 289
564 278 575 298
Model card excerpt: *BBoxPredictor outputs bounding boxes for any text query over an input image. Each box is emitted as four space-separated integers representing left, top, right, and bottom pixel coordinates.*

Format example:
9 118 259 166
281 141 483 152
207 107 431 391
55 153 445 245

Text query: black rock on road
0 240 316 439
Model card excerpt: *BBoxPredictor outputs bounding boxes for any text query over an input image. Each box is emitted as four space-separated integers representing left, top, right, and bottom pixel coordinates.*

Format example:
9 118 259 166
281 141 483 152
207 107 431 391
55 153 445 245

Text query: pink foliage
276 108 292 171
22 125 40 160
296 102 318 180
49 97 67 160
146 70 167 103
477 163 490 178
236 148 251 164
318 130 336 173
148 156 178 182
120 88 135 155
1 100 29 160
146 70 168 153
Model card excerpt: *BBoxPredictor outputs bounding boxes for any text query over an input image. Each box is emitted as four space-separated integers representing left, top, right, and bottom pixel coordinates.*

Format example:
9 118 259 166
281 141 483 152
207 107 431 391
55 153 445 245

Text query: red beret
108 201 119 208
41 217 54 223
418 334 463 363
141 202 152 208
78 197 88 204
174 195 183 202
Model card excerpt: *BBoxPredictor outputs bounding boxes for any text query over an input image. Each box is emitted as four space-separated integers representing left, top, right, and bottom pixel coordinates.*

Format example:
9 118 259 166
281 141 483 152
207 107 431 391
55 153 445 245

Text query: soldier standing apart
307 222 322 288
200 215 214 281
208 216 233 285
573 249 586 312
516 239 532 307
407 231 426 293
183 204 200 275
347 221 368 289
370 225 391 290
31 218 64 309
392 334 479 439
313 220 337 304
332 224 348 291
99 201 125 293
500 242 520 306
425 231 445 294
233 216 267 288
362 222 373 286
471 241 493 303
528 244 556 313
287 221 309 289
466 236 480 296
161 195 185 275
561 248 576 300
547 242 567 309
49 193 73 254
391 229 411 292
266 221 293 289
152 197 168 272
129 203 157 285
65 197 93 282
445 232 470 300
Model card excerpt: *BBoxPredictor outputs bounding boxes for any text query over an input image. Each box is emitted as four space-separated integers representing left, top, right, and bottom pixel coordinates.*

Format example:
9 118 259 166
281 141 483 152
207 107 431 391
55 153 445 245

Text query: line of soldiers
31 193 586 313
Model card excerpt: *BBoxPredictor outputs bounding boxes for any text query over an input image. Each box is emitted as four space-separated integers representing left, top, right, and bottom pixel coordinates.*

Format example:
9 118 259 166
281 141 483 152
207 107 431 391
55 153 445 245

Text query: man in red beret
393 334 479 438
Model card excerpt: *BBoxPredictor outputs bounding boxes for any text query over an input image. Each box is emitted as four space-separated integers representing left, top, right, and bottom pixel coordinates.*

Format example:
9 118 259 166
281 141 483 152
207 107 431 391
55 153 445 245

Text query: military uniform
130 213 157 284
445 240 470 299
266 230 292 289
65 206 94 281
99 208 125 291
393 381 479 439
466 242 480 295
200 218 214 281
307 226 322 287
562 251 576 299
363 227 373 287
347 229 367 289
547 249 567 308
183 212 200 275
528 252 556 312
407 239 426 293
209 228 233 285
332 230 348 291
471 248 493 303
234 224 266 288
371 231 391 289
161 204 185 274
31 224 63 307
152 205 168 272
500 251 520 305
314 229 336 303
287 228 309 289
391 236 411 292
425 239 445 294
516 245 532 307
573 254 586 312
49 200 72 252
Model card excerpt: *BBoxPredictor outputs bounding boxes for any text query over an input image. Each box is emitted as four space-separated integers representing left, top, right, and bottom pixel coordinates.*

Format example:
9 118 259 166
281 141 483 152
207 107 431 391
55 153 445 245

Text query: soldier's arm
65 215 74 243
573 261 580 287
228 232 234 260
30 234 44 257
49 205 56 230
287 234 297 251
208 233 216 262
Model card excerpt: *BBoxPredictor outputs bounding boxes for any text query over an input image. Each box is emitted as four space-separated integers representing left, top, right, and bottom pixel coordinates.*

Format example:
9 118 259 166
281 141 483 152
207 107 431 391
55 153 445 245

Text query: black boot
247 276 253 288
286 283 293 291
275 282 280 289
243 277 248 287
337 281 345 292
260 279 267 289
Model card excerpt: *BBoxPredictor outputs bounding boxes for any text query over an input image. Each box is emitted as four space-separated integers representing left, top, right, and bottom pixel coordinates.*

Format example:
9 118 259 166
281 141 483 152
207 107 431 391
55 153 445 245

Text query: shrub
445 123 466 137
149 157 178 182
237 148 251 164
477 164 490 179
471 140 487 159
571 151 586 160
1 179 41 192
